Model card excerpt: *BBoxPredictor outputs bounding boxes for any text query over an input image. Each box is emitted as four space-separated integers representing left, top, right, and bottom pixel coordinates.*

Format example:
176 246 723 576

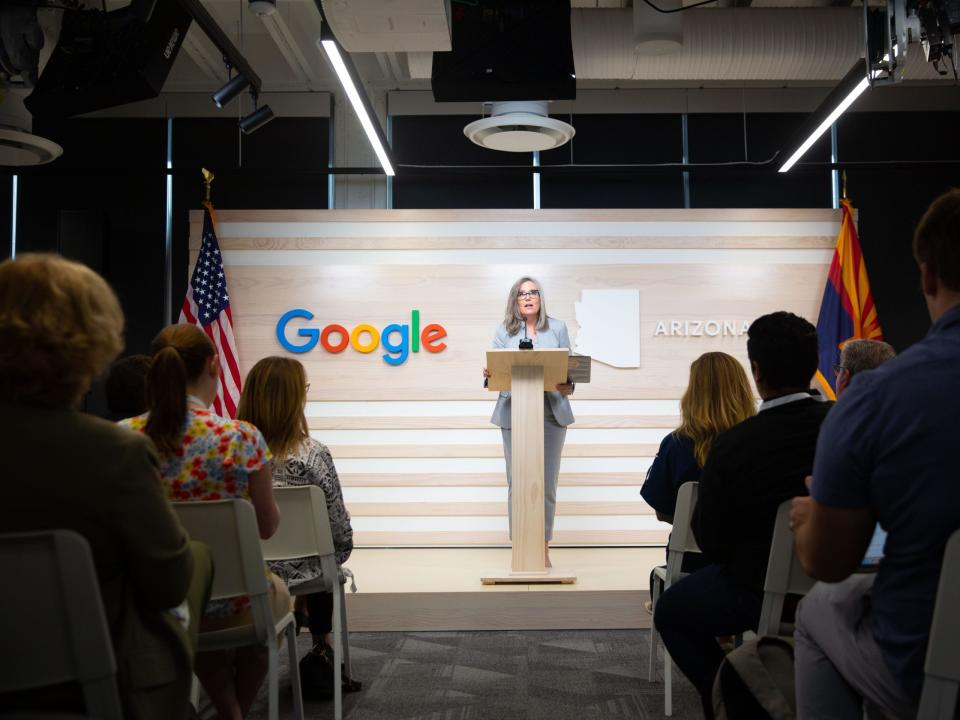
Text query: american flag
179 204 242 417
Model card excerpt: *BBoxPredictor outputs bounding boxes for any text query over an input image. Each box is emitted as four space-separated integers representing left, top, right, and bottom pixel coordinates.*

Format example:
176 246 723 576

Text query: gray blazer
489 317 575 429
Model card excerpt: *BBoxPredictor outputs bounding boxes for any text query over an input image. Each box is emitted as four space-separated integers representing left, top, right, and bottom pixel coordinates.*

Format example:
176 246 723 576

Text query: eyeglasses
305 383 311 392
517 290 540 299
832 364 847 377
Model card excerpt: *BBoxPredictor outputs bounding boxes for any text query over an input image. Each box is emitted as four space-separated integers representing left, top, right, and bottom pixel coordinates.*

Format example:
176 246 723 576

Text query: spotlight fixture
318 34 395 176
212 73 250 109
239 104 275 134
778 61 871 173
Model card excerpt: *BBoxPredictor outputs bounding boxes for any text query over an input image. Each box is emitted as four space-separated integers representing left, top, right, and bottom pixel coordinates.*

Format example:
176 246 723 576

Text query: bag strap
716 636 796 720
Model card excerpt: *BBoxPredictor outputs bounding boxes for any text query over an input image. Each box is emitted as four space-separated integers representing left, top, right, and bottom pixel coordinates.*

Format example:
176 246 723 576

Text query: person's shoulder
659 431 693 456
73 411 158 471
548 317 567 331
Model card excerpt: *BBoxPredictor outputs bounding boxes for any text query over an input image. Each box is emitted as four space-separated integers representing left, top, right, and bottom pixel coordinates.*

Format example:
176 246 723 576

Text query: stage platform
343 547 661 632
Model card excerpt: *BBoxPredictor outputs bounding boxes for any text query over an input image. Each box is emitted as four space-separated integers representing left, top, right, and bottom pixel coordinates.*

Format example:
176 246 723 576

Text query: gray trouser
795 574 916 720
500 401 566 542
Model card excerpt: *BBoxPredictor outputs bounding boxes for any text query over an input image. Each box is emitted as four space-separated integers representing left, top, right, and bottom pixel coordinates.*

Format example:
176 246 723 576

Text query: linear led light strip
320 39 395 177
779 75 870 173
779 56 890 174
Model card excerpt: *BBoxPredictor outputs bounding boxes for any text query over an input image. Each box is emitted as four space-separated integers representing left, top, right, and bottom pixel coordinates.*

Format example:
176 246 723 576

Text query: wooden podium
482 348 577 585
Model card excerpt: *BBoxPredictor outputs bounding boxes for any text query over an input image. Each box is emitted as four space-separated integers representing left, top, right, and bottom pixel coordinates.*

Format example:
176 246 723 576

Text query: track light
212 74 250 109
319 36 395 176
239 104 275 134
778 61 870 173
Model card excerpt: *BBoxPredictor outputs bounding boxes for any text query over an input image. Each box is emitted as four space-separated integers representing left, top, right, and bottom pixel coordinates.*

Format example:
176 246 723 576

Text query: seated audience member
237 356 355 699
832 338 895 398
792 189 960 718
641 352 756 609
0 254 212 720
104 353 151 420
121 324 288 720
653 311 830 718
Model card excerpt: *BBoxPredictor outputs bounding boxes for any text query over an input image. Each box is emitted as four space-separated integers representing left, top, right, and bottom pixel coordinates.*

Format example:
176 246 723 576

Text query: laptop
860 525 888 571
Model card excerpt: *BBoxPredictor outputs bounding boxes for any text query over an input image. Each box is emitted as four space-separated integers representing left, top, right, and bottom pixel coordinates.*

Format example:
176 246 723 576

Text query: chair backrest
261 485 336 562
171 499 270 602
664 482 701 581
757 499 816 635
921 529 960 696
0 530 122 718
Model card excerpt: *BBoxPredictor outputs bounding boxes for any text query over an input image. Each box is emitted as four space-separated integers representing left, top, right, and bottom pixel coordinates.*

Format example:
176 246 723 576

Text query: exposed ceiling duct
409 8 947 83
634 0 683 55
321 0 452 52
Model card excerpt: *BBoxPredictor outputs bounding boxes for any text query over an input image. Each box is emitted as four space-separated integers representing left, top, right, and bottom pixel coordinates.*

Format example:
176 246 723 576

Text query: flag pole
201 167 214 208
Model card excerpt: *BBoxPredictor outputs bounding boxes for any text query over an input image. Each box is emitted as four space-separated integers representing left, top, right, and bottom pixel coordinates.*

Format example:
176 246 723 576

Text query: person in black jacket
652 311 831 719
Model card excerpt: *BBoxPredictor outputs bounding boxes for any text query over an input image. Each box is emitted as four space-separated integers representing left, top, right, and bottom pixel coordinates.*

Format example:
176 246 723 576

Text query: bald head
836 339 896 397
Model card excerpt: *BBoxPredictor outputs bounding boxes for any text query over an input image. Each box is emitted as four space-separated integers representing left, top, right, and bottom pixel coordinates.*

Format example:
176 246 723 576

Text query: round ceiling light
0 127 63 166
464 101 575 153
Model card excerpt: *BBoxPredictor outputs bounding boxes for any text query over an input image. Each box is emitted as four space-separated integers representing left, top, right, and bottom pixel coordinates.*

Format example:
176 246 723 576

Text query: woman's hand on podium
556 383 574 396
482 368 491 379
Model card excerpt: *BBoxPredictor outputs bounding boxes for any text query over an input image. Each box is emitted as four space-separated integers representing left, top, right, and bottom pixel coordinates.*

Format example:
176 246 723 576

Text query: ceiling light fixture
240 102 275 134
212 72 251 108
318 35 395 176
778 61 871 173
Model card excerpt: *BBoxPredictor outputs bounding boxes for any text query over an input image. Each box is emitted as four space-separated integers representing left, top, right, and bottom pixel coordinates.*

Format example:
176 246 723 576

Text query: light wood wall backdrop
189 208 839 547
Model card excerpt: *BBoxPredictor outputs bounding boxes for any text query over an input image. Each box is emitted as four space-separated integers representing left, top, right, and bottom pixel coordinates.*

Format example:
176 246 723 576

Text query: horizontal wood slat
328 443 660 458
339 473 644 487
308 415 680 430
345 501 653 517
352 530 667 546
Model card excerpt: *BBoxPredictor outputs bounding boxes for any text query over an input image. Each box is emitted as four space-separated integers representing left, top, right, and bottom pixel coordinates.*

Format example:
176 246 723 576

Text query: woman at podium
485 277 575 568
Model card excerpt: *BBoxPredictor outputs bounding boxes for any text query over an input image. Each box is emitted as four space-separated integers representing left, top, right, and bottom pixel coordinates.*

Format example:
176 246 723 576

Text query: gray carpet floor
246 629 702 720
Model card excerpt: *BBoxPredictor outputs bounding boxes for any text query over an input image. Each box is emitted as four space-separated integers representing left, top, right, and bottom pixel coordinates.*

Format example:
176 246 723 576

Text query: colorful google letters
276 308 447 366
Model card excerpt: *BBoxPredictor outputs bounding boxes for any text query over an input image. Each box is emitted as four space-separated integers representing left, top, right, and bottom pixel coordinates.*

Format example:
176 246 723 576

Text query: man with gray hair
834 339 896 397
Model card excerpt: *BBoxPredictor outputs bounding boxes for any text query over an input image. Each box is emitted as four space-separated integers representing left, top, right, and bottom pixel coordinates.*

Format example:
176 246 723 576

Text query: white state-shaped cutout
574 289 641 368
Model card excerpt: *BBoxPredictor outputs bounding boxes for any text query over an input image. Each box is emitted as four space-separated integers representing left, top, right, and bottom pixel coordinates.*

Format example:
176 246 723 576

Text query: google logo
276 308 447 366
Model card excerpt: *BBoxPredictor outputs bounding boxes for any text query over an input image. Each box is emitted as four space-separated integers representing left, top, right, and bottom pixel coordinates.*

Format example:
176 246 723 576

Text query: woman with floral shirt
121 324 287 720
238 356 354 700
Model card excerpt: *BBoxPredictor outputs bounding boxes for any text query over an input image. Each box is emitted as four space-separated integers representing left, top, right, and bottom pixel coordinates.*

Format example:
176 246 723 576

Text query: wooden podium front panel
510 365 546 573
190 208 840 548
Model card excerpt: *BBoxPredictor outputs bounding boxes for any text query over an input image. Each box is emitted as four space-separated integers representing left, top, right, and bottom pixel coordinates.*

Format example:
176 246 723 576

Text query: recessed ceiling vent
464 101 575 153
0 90 62 166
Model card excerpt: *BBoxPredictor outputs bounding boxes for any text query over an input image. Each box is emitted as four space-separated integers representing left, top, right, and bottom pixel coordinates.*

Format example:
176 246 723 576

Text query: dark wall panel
393 115 532 209
687 113 832 209
542 114 684 208
838 111 958 351
171 117 329 321
0 176 11 262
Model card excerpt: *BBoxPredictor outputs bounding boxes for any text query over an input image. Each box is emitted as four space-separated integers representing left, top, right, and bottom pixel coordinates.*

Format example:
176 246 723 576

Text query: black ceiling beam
175 0 263 94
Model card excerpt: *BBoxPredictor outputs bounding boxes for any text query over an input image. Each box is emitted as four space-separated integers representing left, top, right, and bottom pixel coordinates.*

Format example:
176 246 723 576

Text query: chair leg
339 581 353 679
333 580 343 720
285 621 305 720
664 647 673 717
268 637 279 720
649 577 661 683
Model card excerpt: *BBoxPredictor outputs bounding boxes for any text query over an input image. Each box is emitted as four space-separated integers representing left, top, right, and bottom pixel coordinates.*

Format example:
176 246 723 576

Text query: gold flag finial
841 170 848 200
201 168 214 204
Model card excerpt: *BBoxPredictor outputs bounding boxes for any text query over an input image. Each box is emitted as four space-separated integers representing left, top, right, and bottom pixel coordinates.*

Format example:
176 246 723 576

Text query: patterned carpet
247 629 702 720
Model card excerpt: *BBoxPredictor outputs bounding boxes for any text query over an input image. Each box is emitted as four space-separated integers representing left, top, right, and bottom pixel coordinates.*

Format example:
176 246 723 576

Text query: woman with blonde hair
121 324 284 720
483 276 575 569
642 351 756 523
0 255 211 720
238 356 353 701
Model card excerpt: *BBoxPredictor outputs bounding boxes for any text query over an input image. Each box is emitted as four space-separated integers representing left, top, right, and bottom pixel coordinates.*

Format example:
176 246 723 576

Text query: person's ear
920 262 939 299
836 368 851 395
750 360 761 384
208 353 220 379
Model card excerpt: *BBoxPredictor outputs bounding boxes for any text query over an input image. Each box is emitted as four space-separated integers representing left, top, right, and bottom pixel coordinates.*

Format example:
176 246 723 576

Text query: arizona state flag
814 198 883 400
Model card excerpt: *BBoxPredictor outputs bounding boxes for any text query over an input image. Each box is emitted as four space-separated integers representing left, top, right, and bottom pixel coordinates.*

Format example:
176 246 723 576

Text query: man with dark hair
834 338 896 397
105 354 151 421
654 311 831 718
792 189 960 717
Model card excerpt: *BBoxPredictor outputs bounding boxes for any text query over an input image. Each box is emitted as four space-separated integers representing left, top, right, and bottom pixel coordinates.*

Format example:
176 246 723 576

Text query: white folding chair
172 499 304 720
756 499 816 637
261 485 353 720
0 530 122 719
649 481 701 717
917 528 960 720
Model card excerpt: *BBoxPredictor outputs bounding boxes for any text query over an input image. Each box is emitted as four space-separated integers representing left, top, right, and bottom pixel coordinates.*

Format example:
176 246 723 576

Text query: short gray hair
503 276 549 337
840 339 896 376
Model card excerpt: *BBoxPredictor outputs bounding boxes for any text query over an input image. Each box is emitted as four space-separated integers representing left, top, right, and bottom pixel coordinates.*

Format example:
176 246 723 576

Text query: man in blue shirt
792 189 960 718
